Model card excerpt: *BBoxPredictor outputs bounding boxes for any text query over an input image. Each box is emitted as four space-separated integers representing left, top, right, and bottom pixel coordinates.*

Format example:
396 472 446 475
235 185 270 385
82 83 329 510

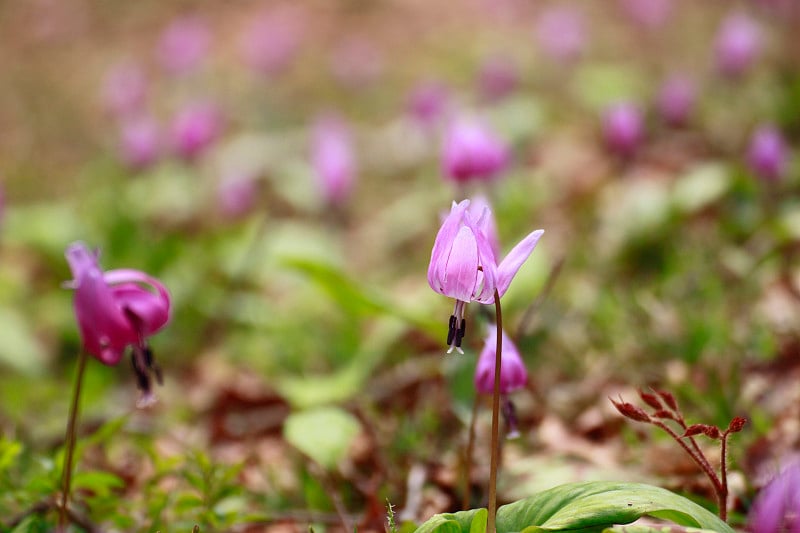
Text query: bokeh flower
118 116 161 171
619 0 673 29
602 102 644 157
748 462 800 533
714 12 762 78
170 100 224 161
101 61 148 119
239 7 303 77
474 326 528 395
157 15 211 75
535 6 586 64
407 81 450 129
311 115 357 206
657 75 696 127
330 37 384 90
477 55 520 103
218 171 258 219
442 116 509 184
747 125 789 182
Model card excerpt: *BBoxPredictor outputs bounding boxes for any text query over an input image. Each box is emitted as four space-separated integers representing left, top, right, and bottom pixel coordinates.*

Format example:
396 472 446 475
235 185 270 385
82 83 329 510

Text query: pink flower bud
407 81 451 128
218 172 258 218
118 116 161 170
619 0 672 29
747 125 789 182
239 7 303 77
477 55 520 103
535 7 586 64
748 462 800 533
442 117 509 183
715 12 762 78
101 61 148 119
656 75 696 127
170 101 224 161
474 327 528 395
602 102 644 157
157 16 211 76
311 115 357 206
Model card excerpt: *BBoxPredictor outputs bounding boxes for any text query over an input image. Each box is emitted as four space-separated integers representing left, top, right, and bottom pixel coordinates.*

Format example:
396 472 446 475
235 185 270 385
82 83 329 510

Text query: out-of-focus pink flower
475 326 528 395
101 62 148 119
619 0 672 29
442 116 509 184
535 7 586 64
602 102 644 157
170 101 224 161
747 125 789 182
118 116 161 170
478 55 520 103
714 12 762 78
311 115 357 206
748 462 800 533
751 0 797 17
407 81 451 128
330 37 384 90
239 7 303 77
657 75 696 127
218 171 258 218
157 16 211 75
428 199 544 353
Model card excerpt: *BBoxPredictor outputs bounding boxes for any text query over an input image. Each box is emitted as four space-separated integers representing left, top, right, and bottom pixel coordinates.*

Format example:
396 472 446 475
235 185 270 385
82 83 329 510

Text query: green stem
462 395 480 510
59 350 89 530
487 289 503 533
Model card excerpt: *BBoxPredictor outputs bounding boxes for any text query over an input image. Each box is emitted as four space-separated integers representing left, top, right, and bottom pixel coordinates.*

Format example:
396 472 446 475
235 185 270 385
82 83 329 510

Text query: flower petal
427 199 470 293
496 229 544 298
443 226 480 301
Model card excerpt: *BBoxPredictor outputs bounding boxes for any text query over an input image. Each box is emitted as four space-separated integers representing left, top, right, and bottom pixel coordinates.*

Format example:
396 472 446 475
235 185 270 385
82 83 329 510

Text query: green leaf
603 526 723 533
71 470 125 498
283 406 361 469
494 482 733 533
0 307 48 376
414 508 486 533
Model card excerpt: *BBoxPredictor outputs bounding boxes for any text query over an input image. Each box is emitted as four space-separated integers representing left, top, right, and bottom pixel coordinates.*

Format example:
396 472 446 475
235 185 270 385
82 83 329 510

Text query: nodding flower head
748 461 800 533
602 102 644 157
442 117 509 184
65 243 171 404
157 15 211 76
428 199 543 353
474 326 528 395
657 75 696 127
311 114 357 207
747 124 789 182
715 12 762 78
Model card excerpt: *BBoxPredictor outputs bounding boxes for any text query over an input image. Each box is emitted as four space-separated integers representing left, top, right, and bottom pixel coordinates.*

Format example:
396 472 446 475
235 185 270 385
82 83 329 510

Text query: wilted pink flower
619 0 672 29
101 62 148 119
311 115 357 206
747 125 789 182
330 37 384 90
748 462 800 533
442 117 509 184
428 199 544 353
407 81 450 128
65 243 171 402
657 75 696 127
715 12 762 78
477 55 520 103
218 172 258 218
157 16 211 75
239 7 303 77
535 7 586 64
474 326 527 395
602 102 644 157
170 101 224 161
118 116 161 170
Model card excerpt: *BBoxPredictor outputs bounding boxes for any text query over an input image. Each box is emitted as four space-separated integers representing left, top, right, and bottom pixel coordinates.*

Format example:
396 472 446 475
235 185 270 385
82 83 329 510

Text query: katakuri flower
442 116 509 184
477 54 520 103
535 6 586 65
65 242 171 403
748 461 800 533
428 199 544 353
170 100 224 161
619 0 672 30
311 115 357 206
747 125 789 183
118 115 161 171
101 61 148 119
157 15 211 76
239 7 303 77
657 75 696 127
602 102 644 157
714 12 762 78
407 81 451 129
474 327 528 395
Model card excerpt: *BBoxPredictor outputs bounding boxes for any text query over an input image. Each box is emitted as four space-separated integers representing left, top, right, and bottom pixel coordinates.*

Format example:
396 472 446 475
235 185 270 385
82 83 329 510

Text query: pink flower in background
218 171 258 218
118 116 161 170
748 462 800 533
657 75 696 127
157 16 211 75
475 327 527 395
714 12 762 78
330 37 384 90
535 7 586 64
619 0 673 29
602 102 644 157
442 116 509 184
428 199 544 353
477 55 520 103
170 101 224 161
239 7 303 77
311 115 357 206
747 125 789 182
407 81 451 128
101 61 148 119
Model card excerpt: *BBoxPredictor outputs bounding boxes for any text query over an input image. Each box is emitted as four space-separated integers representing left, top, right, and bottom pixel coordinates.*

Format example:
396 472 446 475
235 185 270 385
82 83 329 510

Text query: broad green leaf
672 164 730 214
283 406 361 469
603 526 722 533
0 437 22 472
71 470 125 498
414 508 486 533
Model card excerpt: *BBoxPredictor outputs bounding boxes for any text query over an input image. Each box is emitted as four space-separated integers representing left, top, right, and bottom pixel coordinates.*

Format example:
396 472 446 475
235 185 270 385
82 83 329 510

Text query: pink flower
442 117 509 184
170 101 224 161
715 12 762 78
239 7 303 77
65 243 170 402
329 37 384 90
747 125 789 182
157 16 211 75
619 0 672 29
218 171 258 218
477 55 520 103
474 327 527 395
101 61 148 119
748 462 800 533
428 199 544 353
657 75 696 127
118 116 161 170
407 81 451 128
602 102 644 157
535 7 586 64
311 115 357 206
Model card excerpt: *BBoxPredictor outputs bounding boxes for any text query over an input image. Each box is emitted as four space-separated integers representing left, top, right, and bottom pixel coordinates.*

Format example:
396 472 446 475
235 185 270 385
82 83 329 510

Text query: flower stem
462 395 480 510
487 289 502 533
59 349 89 530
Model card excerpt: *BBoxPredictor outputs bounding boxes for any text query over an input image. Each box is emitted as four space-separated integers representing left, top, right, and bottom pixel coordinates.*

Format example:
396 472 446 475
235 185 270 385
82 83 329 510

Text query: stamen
446 315 457 346
502 397 521 439
446 300 467 354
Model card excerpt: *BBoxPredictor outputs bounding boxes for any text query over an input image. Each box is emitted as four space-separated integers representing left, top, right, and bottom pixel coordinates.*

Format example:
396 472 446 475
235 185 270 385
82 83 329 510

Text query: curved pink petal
475 327 527 395
427 200 470 293
462 207 497 303
496 229 544 298
443 226 480 301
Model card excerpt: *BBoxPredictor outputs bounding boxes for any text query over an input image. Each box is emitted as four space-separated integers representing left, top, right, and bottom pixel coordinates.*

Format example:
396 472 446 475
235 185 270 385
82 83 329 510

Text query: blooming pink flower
619 0 672 29
170 101 224 161
118 116 161 170
657 75 696 127
477 55 520 103
535 7 586 64
311 115 357 206
715 12 762 78
474 326 527 395
239 7 303 77
602 102 644 157
442 117 509 184
101 61 148 119
748 462 800 533
428 199 544 353
157 16 211 75
747 125 789 182
65 243 171 402
407 81 451 129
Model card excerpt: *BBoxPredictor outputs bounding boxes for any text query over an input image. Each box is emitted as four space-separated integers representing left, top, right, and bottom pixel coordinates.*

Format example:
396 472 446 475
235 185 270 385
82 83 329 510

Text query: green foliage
284 407 361 469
